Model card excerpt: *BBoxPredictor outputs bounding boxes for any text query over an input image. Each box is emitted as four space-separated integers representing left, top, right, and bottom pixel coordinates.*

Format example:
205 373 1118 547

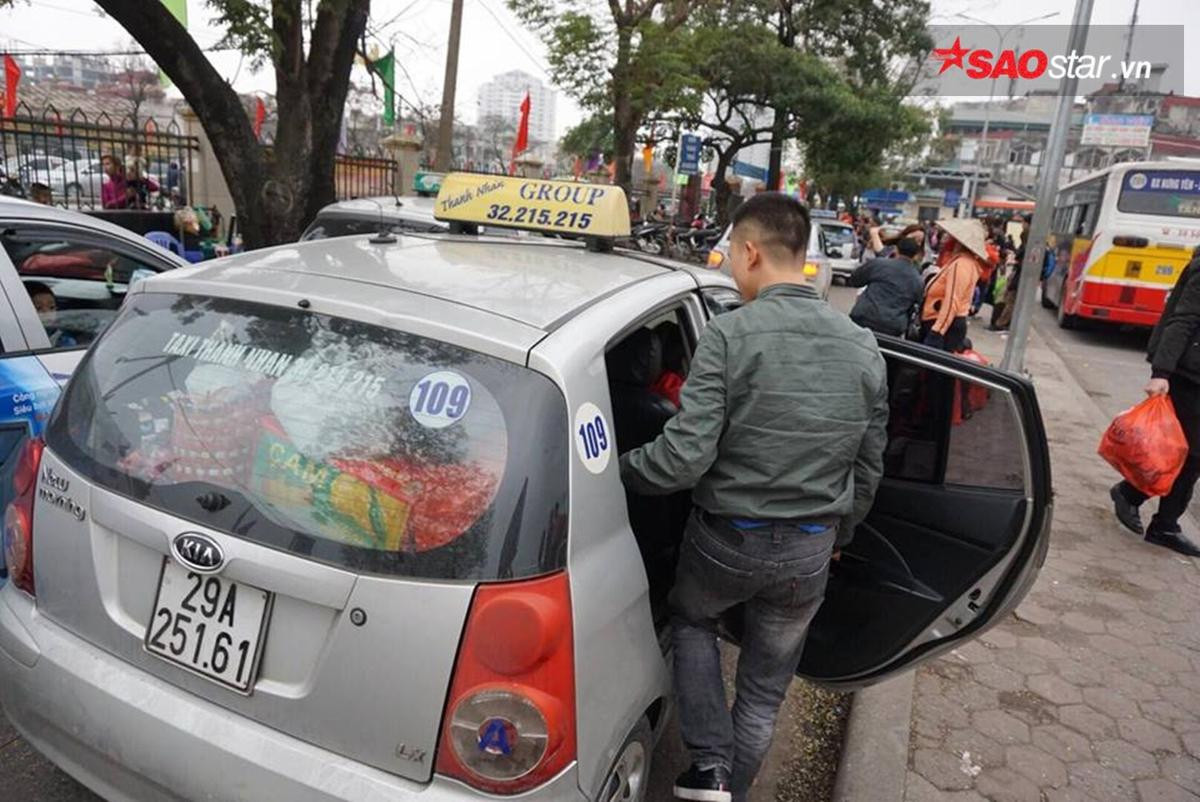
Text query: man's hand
1145 377 1170 397
831 550 841 562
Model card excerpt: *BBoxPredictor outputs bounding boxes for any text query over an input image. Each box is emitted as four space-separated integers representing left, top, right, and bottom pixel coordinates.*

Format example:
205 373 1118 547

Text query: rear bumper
1075 302 1159 327
0 585 587 802
1076 281 1165 326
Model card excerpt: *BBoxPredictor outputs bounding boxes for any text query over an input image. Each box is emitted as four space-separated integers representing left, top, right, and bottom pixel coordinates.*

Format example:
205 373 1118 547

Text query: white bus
1042 160 1200 328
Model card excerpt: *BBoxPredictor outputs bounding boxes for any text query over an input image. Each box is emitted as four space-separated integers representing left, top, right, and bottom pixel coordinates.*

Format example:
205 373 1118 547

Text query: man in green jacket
620 193 889 802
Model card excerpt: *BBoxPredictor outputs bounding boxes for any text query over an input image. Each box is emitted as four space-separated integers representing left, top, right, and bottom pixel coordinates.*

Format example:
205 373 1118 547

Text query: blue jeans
669 509 836 801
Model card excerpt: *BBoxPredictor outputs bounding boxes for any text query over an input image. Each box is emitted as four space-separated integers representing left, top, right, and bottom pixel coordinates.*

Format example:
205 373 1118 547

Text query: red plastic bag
1098 395 1189 497
951 348 992 425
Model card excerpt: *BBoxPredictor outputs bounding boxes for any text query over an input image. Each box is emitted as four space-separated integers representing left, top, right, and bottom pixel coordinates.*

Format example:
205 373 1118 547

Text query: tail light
706 249 725 269
803 261 820 277
436 572 575 794
3 437 44 596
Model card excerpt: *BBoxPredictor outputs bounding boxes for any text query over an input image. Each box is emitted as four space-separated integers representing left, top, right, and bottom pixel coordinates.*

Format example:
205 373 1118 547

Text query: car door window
1 230 159 351
605 300 702 628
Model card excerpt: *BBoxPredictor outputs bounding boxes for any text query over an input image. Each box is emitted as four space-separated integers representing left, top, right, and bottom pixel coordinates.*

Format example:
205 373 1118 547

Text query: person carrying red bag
1110 249 1200 557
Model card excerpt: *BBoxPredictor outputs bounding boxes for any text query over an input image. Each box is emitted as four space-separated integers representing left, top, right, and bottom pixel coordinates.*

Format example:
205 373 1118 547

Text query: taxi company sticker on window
574 402 611 474
409 371 472 429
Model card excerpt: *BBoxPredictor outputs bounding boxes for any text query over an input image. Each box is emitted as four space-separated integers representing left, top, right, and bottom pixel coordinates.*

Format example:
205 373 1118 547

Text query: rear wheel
599 717 653 802
1057 276 1078 329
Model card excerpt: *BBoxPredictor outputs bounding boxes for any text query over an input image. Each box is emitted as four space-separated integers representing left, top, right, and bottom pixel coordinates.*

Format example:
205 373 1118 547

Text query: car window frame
0 220 178 355
0 239 32 353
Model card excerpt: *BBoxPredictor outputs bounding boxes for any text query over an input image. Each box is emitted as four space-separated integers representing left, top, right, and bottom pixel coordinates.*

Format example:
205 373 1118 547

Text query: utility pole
1001 0 1096 373
1118 0 1141 92
435 0 464 172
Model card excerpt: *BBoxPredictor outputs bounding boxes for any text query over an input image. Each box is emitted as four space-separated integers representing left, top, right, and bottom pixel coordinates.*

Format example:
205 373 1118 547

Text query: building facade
476 70 556 160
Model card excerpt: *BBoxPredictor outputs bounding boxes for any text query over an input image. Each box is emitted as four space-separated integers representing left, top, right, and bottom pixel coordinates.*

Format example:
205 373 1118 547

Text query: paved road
901 301 1200 801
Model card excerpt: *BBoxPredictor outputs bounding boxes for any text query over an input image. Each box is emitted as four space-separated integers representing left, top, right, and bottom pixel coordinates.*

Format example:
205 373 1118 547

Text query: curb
831 673 914 802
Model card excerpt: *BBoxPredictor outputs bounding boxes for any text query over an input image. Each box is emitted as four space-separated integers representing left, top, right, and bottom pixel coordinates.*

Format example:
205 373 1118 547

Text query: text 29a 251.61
487 204 593 230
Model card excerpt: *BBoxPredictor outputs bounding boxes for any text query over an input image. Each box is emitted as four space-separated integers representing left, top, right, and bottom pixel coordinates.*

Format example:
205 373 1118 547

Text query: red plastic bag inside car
1098 395 1189 497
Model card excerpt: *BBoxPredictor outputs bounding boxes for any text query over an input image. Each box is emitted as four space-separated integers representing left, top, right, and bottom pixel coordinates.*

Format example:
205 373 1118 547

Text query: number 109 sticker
410 371 472 429
574 402 611 474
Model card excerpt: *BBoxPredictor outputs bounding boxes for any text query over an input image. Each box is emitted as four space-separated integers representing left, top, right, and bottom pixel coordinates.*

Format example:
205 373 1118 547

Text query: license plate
145 559 271 693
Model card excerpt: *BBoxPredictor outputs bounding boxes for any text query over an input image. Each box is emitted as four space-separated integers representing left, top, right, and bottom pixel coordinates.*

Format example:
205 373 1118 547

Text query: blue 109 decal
574 402 611 474
409 371 471 429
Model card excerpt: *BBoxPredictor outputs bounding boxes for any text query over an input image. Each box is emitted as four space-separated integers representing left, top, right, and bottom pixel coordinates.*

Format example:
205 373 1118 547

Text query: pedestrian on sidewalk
848 235 925 337
1110 252 1200 557
620 193 889 802
920 218 987 352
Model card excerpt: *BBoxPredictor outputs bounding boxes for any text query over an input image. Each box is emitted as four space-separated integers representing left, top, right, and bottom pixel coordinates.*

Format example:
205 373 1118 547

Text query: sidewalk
902 320 1200 802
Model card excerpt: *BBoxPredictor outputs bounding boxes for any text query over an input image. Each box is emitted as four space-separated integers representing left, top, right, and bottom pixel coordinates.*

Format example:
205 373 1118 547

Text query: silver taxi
0 175 1052 801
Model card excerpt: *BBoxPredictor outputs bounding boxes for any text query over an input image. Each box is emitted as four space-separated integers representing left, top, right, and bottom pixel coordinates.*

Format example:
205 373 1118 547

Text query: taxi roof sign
433 173 631 242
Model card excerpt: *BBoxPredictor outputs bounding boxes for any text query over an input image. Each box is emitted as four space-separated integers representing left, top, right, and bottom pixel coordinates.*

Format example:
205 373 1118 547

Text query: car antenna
366 197 397 244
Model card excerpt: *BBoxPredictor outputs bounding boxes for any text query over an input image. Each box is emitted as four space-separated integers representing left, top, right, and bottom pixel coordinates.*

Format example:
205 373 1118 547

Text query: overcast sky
1 0 1195 138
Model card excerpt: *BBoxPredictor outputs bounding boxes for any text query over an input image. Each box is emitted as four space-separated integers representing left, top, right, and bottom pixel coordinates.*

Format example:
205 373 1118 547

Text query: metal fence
0 103 198 211
334 153 398 199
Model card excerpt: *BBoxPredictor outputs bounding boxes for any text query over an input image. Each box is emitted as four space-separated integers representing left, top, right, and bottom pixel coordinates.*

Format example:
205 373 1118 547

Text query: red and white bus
1042 160 1200 328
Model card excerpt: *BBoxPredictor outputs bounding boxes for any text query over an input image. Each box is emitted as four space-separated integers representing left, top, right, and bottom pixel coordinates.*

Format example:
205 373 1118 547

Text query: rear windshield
300 213 448 240
47 292 569 581
1118 169 1200 219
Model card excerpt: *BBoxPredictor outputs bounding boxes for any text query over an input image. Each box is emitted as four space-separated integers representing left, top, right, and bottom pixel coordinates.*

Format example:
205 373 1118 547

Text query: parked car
705 221 834 299
0 175 1051 802
0 197 185 573
46 159 108 206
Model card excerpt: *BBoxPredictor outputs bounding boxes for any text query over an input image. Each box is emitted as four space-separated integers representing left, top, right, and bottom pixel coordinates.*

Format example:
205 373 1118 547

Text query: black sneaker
674 764 732 802
1145 527 1200 557
1110 483 1144 535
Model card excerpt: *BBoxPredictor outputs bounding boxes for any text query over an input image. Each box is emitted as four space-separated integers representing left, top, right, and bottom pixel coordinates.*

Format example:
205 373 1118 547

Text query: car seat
607 328 676 454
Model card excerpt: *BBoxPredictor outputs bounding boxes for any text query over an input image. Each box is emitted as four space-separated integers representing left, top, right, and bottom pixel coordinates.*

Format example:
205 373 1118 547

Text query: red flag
253 96 266 140
512 91 531 160
4 55 21 118
573 156 583 179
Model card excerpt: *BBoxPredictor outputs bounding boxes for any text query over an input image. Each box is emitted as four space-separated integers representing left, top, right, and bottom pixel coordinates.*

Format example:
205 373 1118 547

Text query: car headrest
608 328 663 386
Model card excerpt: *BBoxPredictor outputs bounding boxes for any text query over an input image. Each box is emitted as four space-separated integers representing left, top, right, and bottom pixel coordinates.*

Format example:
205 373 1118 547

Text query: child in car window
26 281 78 348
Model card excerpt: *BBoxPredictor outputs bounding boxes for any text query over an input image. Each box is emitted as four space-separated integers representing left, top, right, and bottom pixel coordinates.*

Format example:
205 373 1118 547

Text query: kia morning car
0 175 1052 801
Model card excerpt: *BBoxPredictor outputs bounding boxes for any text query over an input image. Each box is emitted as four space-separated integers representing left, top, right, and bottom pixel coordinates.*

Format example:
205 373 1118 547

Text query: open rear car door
796 337 1053 687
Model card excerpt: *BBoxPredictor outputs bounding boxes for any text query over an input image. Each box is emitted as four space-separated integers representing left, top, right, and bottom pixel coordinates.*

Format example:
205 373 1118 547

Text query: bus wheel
1057 277 1078 329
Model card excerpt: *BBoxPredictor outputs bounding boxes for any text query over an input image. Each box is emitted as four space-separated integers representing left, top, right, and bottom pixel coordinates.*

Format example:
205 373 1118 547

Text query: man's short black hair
897 237 922 258
730 192 811 261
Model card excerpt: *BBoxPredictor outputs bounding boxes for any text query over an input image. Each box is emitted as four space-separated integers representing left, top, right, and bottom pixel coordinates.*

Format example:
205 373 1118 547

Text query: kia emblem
172 532 225 574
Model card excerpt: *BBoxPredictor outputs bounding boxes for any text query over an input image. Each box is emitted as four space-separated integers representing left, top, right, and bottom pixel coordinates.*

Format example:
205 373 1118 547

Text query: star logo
933 36 970 74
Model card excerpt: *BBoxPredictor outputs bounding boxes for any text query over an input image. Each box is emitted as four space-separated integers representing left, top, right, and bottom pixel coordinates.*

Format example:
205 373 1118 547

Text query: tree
752 0 933 188
109 55 165 131
92 0 369 247
559 113 614 163
509 0 705 194
670 15 851 224
476 114 516 173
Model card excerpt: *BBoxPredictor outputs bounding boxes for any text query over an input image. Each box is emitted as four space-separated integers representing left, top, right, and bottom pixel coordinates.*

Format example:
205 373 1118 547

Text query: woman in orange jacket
921 218 989 352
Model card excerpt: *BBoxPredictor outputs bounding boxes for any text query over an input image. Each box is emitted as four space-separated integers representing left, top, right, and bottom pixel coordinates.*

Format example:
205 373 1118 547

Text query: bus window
1118 169 1200 219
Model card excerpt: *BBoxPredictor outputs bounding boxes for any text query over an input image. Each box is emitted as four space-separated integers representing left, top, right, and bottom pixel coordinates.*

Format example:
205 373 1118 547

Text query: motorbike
674 225 723 263
632 221 669 255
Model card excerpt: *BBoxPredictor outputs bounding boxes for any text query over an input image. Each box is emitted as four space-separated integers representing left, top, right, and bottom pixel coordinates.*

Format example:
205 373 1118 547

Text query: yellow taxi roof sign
434 173 631 240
